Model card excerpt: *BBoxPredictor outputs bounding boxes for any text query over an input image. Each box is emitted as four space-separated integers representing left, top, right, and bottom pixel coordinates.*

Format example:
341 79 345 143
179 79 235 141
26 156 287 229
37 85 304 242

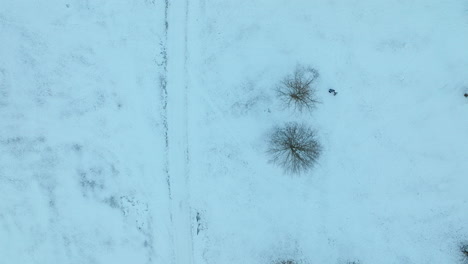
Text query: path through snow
164 1 194 263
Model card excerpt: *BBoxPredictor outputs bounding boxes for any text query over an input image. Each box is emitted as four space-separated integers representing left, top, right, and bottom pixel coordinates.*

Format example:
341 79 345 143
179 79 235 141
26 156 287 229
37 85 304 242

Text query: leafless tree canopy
277 65 319 112
268 122 321 174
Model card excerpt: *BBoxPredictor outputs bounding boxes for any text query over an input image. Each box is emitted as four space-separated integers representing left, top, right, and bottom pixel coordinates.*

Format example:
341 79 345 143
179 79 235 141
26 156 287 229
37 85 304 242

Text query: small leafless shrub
277 65 320 112
461 243 468 258
273 260 298 264
268 122 322 174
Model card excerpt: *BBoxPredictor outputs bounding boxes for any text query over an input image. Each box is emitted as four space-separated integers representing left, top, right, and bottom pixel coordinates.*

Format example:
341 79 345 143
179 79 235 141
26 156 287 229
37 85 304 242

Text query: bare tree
277 65 320 112
268 122 322 174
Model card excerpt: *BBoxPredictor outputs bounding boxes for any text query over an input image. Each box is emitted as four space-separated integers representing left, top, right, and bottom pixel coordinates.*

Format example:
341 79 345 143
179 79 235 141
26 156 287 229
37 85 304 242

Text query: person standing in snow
329 89 337 96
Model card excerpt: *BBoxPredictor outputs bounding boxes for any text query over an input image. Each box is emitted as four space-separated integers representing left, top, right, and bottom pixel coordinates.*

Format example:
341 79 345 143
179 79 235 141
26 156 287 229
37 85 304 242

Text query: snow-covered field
0 1 175 263
1 0 468 264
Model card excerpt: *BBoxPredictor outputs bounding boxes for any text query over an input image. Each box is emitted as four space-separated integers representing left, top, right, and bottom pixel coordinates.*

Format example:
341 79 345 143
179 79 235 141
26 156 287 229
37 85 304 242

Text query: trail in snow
160 0 171 201
163 0 194 263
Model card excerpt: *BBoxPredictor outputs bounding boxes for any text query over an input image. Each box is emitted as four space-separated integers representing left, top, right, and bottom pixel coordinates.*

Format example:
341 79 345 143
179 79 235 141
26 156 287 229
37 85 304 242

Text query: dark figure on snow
329 89 337 96
464 93 468 98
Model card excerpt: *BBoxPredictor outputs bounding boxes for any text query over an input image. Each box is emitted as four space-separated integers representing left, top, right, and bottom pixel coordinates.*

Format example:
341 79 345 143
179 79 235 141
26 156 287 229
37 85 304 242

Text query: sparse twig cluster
461 243 468 258
274 260 298 264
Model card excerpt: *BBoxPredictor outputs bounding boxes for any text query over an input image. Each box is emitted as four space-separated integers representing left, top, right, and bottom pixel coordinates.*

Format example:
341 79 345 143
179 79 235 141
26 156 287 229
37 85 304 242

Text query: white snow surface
1 1 468 264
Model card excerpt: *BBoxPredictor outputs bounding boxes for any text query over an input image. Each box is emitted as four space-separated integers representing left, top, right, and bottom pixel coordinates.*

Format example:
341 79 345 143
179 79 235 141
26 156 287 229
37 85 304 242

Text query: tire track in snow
160 0 171 201
159 1 177 262
161 0 194 263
